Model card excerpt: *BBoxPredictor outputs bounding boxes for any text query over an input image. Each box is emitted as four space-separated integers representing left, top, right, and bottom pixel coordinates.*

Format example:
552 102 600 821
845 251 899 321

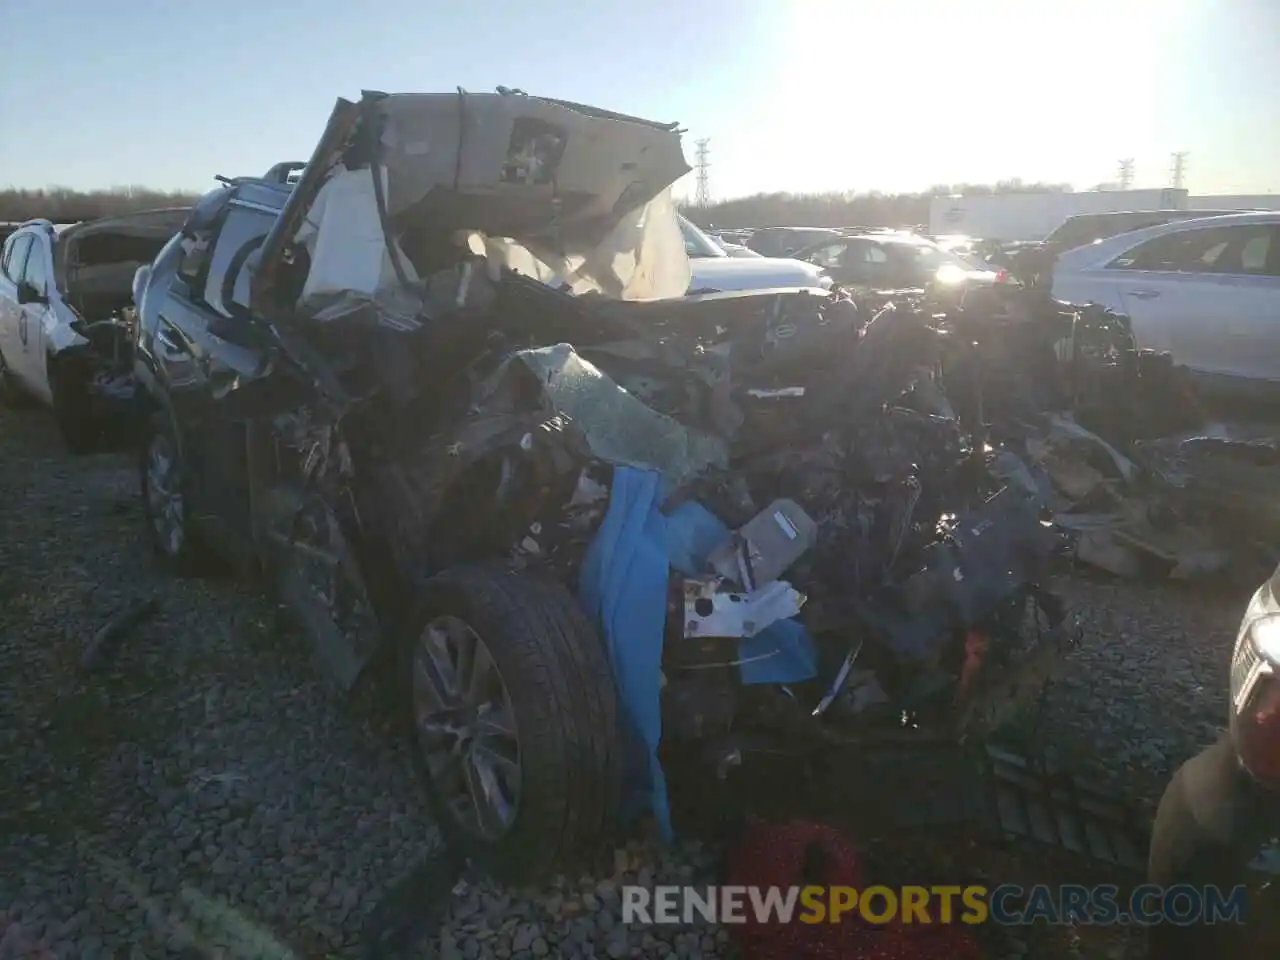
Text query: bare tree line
0 187 201 224
1 178 1073 230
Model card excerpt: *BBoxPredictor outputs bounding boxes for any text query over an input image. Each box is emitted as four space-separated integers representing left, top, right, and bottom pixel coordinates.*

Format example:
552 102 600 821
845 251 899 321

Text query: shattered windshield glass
502 344 728 489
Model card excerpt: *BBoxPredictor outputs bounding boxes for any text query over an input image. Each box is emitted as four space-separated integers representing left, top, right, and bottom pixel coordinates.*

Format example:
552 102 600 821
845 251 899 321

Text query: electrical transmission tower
694 138 711 207
1118 159 1134 190
1170 152 1188 190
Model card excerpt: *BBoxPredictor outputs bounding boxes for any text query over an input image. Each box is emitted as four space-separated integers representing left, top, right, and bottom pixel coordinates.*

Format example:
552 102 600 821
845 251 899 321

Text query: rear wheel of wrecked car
50 357 99 454
402 562 621 883
140 409 209 575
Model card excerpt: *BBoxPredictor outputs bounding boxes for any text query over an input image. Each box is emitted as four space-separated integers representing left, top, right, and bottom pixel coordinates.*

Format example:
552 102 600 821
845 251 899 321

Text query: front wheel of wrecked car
140 410 210 576
402 563 621 883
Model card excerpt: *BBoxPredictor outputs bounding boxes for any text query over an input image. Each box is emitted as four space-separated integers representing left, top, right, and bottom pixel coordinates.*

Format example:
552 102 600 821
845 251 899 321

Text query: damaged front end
226 90 1087 884
53 208 190 421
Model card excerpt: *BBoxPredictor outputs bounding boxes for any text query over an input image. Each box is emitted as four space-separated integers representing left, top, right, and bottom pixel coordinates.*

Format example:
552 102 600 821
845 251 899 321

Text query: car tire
0 347 29 408
140 409 210 575
401 562 622 884
50 357 100 455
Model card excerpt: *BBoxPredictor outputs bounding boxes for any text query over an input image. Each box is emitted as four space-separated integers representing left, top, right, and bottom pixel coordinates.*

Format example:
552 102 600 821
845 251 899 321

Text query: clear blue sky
3 0 1276 199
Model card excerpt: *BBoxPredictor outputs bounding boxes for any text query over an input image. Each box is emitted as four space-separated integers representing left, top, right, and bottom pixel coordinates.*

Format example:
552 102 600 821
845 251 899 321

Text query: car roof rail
264 162 307 184
214 170 303 190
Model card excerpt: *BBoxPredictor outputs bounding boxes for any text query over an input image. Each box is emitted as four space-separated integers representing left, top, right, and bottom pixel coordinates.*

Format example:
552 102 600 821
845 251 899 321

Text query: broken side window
177 234 214 292
21 238 50 297
202 201 278 318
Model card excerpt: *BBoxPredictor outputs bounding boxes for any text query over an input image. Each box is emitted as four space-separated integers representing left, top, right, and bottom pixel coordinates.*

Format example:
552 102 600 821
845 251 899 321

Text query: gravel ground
0 405 1249 959
1042 574 1242 803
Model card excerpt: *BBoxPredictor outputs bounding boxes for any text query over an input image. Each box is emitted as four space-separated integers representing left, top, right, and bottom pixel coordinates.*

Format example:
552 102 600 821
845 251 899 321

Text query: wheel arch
132 378 182 452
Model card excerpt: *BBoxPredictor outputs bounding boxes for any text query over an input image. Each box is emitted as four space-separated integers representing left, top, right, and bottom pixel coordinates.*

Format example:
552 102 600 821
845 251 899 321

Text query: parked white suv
0 211 187 450
1051 212 1280 395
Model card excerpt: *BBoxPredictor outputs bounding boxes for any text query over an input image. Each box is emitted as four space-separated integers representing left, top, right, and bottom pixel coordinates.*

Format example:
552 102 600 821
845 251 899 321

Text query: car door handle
1127 289 1161 300
155 328 186 353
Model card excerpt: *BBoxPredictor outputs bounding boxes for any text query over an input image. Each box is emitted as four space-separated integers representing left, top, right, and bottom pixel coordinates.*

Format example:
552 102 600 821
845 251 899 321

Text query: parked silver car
1051 212 1280 397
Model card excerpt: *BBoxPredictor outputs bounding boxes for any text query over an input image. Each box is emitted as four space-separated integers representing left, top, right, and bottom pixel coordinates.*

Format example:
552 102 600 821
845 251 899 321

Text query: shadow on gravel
4 609 189 841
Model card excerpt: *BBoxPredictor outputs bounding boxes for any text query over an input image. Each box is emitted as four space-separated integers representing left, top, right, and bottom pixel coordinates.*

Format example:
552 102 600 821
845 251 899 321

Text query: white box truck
929 188 1188 242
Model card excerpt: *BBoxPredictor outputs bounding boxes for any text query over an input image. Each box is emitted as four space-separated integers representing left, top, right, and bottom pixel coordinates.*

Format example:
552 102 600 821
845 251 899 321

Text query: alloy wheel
145 433 185 556
412 615 522 840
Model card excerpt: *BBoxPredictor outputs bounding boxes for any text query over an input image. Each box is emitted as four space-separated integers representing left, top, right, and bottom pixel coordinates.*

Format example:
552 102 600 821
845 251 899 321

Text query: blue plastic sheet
578 466 818 839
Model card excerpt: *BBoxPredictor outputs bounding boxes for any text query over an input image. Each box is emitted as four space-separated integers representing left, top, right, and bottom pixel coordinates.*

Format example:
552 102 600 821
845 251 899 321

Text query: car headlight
1229 574 1280 787
1250 614 1280 663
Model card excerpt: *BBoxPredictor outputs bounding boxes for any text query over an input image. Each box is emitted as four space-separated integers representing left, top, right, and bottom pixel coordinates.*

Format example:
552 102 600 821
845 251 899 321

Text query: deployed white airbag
476 188 691 300
293 166 420 313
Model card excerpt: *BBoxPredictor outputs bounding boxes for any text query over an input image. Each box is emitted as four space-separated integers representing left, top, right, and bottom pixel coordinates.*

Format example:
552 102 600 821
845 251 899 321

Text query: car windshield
890 241 983 280
789 229 843 252
678 216 727 258
1045 214 1172 251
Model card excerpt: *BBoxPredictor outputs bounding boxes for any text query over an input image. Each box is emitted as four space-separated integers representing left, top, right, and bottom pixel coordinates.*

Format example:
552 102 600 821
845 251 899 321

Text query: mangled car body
132 89 1079 881
0 209 190 451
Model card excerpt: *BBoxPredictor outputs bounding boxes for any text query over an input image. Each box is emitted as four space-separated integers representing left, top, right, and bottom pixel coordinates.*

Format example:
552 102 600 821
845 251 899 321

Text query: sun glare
747 0 1183 194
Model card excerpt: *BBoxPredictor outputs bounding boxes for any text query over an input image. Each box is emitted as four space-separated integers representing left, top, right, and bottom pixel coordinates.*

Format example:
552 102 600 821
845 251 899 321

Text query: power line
694 138 711 208
1170 152 1188 190
1117 159 1134 190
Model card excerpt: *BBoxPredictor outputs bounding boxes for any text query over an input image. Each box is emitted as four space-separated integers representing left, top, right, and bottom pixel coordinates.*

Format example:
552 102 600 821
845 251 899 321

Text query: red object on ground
725 819 986 960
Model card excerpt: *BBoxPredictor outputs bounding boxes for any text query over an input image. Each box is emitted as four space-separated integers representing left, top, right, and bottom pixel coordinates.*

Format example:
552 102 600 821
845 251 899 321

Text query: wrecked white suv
0 210 189 451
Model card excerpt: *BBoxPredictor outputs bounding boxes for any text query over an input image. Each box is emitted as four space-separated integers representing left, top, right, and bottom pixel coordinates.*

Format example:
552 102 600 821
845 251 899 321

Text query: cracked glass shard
498 343 728 489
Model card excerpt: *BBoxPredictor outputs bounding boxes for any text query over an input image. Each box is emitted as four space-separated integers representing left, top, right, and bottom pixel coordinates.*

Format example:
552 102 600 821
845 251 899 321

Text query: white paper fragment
682 578 806 639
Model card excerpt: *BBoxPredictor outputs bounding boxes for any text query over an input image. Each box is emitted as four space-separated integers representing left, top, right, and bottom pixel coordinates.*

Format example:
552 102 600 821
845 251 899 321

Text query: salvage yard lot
0 405 1247 959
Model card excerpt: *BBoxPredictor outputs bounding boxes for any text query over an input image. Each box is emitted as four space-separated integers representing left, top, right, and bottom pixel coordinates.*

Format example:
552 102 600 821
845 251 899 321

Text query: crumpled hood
58 207 191 247
688 257 832 294
55 207 191 292
261 90 698 313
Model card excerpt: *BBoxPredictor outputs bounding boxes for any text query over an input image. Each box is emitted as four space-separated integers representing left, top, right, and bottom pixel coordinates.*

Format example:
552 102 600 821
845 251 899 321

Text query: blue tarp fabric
578 465 818 840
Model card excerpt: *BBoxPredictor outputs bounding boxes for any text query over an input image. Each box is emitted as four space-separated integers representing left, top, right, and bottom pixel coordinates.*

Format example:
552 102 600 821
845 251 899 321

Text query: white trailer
1188 194 1280 211
928 189 1188 242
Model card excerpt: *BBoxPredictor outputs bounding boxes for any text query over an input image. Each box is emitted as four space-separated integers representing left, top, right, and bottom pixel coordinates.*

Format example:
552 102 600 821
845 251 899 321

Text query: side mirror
16 281 45 305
